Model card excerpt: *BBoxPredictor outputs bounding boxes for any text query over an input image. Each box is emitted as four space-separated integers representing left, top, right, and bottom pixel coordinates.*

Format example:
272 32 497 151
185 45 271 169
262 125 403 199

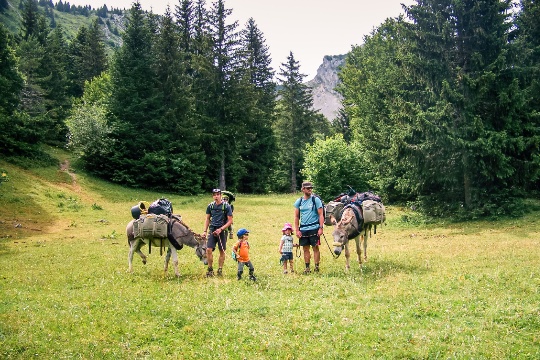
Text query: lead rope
321 232 340 259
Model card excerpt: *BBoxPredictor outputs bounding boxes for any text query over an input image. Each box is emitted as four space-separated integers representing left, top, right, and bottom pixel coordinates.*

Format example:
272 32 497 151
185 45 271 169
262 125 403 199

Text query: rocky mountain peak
306 54 346 121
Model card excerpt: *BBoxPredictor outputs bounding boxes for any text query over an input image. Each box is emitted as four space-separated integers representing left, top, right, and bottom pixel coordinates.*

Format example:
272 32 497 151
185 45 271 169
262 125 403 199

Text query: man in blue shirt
294 181 324 274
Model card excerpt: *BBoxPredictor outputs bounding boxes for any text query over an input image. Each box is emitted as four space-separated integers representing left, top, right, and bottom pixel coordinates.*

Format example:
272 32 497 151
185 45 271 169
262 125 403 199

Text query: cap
301 181 313 189
237 228 250 237
282 222 293 232
212 188 221 193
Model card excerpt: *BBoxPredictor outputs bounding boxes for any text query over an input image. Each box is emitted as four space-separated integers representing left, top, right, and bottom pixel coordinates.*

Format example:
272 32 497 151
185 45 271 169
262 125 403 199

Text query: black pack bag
148 198 173 216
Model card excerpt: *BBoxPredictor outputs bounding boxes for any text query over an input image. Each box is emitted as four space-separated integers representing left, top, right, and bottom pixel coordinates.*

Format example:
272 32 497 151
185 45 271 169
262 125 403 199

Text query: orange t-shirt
234 240 250 262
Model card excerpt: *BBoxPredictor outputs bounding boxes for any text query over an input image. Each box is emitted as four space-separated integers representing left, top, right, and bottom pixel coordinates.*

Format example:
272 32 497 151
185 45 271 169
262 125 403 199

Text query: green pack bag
133 214 169 240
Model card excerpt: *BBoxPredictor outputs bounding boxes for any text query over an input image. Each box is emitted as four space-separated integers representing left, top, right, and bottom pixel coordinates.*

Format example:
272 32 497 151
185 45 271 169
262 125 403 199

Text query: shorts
299 229 320 247
207 227 227 251
280 252 293 263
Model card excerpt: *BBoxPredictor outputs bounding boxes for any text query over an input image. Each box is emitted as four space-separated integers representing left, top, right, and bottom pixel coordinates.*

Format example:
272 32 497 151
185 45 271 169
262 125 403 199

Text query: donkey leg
164 247 171 275
363 232 368 262
128 241 135 273
129 239 146 272
344 243 351 271
171 247 180 277
137 247 147 265
355 236 363 266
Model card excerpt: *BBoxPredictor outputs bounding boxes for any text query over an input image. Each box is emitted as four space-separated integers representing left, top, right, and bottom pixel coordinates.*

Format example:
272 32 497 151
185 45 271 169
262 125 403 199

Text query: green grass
1 151 539 359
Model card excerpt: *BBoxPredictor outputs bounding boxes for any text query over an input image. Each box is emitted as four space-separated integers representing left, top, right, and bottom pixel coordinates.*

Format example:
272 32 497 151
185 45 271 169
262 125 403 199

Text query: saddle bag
133 214 169 240
324 201 345 225
362 200 386 225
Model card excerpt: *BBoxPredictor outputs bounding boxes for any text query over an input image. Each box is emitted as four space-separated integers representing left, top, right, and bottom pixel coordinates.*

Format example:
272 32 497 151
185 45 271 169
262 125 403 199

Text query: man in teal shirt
294 181 324 274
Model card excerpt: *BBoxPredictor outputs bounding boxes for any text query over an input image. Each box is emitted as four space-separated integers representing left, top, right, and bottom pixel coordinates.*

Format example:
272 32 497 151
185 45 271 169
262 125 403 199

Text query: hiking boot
206 268 214 277
217 268 223 277
237 274 242 280
303 268 311 274
249 274 257 281
314 266 320 273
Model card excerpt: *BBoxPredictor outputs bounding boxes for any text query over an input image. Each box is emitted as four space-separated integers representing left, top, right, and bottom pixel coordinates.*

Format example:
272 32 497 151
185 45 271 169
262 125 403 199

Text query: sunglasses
212 188 221 193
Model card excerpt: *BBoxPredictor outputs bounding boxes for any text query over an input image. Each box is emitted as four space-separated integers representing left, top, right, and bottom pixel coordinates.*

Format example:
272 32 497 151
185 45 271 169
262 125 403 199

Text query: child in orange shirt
232 228 256 281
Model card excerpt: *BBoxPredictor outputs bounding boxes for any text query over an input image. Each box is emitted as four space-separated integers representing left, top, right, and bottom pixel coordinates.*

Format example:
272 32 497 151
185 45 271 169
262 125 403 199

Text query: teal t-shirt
294 195 323 231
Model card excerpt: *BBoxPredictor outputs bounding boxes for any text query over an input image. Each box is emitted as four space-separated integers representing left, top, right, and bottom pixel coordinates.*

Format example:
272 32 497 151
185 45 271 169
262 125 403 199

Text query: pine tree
0 24 25 156
40 25 70 144
68 20 108 97
274 51 320 192
236 17 276 193
103 1 160 185
151 6 205 193
0 24 23 117
338 17 422 203
204 0 241 190
401 0 529 215
21 0 40 40
513 0 540 192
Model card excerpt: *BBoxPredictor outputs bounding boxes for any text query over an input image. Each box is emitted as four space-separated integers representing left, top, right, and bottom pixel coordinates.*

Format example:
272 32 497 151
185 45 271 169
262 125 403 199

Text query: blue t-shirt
294 195 323 231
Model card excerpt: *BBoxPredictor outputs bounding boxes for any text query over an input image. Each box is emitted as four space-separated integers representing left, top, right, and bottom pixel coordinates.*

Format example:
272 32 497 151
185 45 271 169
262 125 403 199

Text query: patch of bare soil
60 159 81 192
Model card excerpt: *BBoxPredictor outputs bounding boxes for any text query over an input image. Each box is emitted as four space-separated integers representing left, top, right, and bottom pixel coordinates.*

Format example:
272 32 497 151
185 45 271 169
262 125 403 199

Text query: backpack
324 200 344 225
232 241 247 262
210 201 229 223
133 214 169 242
148 198 173 216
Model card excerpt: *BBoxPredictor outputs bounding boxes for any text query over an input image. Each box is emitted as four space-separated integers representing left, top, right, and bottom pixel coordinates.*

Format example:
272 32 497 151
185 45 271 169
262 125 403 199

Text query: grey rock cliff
306 54 346 121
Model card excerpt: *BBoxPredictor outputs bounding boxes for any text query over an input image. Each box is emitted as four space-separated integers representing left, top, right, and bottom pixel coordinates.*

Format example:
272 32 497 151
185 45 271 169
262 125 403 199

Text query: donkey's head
330 209 356 256
194 233 208 265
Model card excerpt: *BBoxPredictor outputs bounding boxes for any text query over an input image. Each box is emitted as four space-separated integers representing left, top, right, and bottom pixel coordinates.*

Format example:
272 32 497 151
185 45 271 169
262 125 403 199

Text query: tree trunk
463 152 471 208
219 150 226 190
290 158 296 193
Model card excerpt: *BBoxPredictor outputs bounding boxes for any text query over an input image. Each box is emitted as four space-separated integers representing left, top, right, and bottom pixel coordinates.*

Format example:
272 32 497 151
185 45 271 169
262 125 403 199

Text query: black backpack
148 198 173 216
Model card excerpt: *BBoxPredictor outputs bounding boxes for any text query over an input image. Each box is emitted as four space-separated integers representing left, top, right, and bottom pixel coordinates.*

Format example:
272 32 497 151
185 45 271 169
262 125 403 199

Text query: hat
212 188 221 193
282 222 293 232
237 228 250 237
301 181 313 189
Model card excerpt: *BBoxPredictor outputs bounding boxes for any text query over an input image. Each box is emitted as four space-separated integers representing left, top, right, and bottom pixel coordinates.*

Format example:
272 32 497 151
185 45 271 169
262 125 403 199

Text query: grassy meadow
1 149 539 359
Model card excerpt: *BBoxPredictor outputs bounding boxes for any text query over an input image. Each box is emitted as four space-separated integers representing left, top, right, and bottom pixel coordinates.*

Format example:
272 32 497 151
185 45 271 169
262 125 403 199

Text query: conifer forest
1 0 539 217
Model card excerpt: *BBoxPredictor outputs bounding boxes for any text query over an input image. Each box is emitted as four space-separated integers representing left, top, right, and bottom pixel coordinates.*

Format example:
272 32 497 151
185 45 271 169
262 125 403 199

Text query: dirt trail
60 159 81 192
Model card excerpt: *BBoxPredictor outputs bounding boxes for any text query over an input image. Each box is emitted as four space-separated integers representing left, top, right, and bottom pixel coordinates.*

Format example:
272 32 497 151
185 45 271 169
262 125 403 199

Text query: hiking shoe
303 268 311 274
283 270 288 274
314 266 320 273
249 274 257 281
206 270 214 277
217 268 223 276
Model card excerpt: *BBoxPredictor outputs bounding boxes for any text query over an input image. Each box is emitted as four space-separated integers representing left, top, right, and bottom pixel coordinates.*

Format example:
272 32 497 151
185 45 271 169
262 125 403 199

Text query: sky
66 0 414 79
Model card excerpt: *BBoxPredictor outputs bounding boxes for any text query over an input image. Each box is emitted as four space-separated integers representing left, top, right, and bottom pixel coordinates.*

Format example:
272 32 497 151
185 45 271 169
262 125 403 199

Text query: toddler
232 228 256 281
278 222 296 274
